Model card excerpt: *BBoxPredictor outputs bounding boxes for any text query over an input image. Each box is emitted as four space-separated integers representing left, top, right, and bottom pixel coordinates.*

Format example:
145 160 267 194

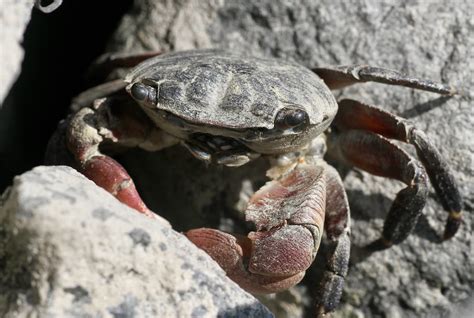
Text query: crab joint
444 210 463 240
448 210 462 220
366 237 393 251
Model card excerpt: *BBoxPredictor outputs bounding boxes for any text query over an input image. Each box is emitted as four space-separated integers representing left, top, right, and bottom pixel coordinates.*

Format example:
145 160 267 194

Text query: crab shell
124 49 338 154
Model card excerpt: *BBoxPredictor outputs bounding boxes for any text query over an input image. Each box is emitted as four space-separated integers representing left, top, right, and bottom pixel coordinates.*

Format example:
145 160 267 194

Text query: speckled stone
0 0 35 105
0 166 273 318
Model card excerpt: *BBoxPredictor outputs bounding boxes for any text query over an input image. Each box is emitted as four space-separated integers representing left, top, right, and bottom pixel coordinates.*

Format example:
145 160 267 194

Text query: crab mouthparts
183 133 260 167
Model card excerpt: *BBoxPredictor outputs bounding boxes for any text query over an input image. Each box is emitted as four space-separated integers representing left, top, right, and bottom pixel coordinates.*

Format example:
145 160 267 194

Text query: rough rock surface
102 0 473 317
0 0 35 105
0 166 273 318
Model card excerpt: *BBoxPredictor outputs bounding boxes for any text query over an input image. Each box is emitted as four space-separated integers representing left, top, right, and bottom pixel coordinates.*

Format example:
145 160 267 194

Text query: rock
0 166 273 317
102 0 473 317
0 0 35 105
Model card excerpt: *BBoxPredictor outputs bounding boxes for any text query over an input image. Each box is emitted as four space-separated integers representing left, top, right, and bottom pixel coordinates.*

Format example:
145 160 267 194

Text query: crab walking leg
329 130 429 248
313 65 455 95
87 51 162 84
313 165 351 316
70 80 128 112
186 163 326 294
333 99 463 240
66 94 176 221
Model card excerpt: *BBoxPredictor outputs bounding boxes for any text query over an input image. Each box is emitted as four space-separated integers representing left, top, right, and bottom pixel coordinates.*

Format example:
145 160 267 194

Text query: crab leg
329 129 429 248
333 99 462 240
70 80 128 112
313 65 455 95
87 51 162 84
65 93 176 221
186 163 326 293
315 165 351 317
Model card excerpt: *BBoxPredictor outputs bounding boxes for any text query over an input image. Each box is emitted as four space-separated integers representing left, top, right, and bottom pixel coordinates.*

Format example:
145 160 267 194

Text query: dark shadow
340 188 445 265
399 95 453 118
349 243 380 265
413 207 444 244
118 147 270 233
0 0 133 191
345 189 393 221
350 213 445 265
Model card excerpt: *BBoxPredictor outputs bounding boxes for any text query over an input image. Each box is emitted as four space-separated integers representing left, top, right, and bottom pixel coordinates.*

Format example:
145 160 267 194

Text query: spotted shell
125 49 337 129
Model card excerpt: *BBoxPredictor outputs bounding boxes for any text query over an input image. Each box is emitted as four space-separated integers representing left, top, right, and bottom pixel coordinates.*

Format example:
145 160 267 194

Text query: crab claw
186 164 326 293
186 228 308 293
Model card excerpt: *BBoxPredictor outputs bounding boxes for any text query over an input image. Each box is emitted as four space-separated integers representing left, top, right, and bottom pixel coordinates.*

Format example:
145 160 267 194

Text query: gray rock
0 166 273 318
103 0 473 317
0 0 35 105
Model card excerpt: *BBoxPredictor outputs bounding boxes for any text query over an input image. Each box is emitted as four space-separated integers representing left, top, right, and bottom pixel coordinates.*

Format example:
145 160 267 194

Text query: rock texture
0 166 273 318
103 0 473 317
0 0 35 105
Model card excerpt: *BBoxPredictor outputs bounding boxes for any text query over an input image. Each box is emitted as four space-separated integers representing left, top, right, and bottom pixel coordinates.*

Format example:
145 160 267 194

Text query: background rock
0 0 34 105
104 0 473 317
0 166 273 318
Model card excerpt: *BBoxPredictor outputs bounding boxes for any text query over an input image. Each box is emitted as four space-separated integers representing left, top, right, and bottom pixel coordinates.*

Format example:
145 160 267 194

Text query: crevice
0 0 133 192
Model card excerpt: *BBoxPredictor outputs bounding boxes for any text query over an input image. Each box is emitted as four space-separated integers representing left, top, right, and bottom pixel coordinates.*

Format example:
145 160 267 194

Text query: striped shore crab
46 49 462 316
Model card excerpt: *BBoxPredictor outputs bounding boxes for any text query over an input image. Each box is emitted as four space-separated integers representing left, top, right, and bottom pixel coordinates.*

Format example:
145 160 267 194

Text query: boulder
0 0 35 105
0 166 273 318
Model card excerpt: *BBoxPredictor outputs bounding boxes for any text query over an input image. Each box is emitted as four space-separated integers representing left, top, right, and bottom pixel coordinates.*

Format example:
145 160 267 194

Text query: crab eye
129 81 158 107
275 108 308 129
130 83 150 101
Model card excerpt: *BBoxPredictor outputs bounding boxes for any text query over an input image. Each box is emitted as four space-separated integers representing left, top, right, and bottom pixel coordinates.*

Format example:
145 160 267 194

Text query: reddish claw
186 163 326 293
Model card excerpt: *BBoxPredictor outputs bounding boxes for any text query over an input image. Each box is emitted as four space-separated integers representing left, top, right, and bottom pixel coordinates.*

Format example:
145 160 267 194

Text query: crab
46 49 462 316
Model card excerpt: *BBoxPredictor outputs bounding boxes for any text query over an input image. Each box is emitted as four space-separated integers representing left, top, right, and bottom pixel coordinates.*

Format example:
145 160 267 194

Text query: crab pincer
186 163 325 293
